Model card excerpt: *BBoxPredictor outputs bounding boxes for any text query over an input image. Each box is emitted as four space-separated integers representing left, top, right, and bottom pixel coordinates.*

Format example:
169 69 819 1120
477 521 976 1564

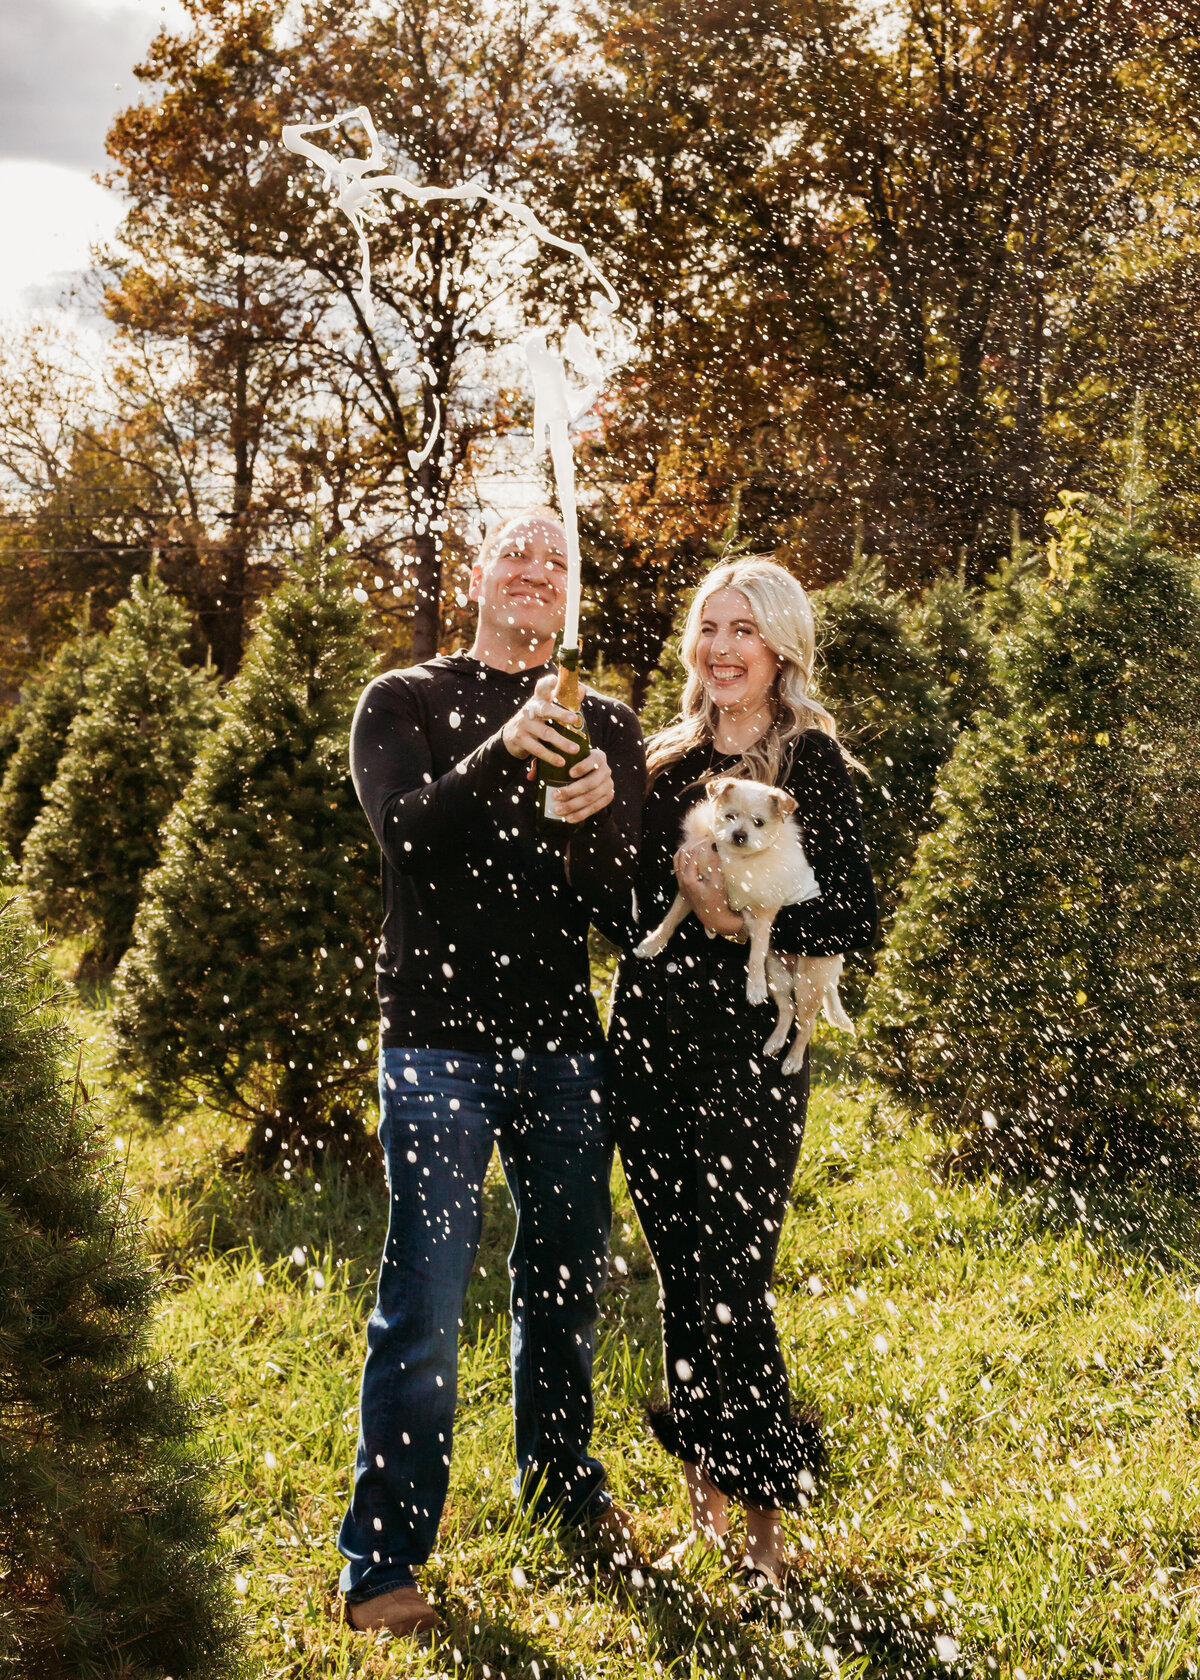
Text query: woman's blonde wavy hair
645 556 839 788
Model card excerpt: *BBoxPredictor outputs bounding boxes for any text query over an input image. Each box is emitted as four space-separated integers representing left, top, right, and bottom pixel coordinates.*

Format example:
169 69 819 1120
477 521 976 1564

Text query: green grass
43 931 1200 1678
94 1068 1199 1680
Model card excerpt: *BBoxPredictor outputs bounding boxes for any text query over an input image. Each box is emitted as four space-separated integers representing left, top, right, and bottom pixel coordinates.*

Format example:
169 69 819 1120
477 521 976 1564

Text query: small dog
634 775 854 1073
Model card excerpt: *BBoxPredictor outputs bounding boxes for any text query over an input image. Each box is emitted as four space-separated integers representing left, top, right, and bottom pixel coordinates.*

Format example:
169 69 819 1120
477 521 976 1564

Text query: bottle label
541 782 562 821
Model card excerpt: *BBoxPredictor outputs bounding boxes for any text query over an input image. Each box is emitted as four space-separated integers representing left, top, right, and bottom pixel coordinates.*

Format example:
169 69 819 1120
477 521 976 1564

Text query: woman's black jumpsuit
608 730 876 1508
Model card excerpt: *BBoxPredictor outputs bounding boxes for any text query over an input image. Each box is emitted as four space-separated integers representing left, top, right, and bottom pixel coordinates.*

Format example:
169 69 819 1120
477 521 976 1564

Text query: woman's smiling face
694 586 780 715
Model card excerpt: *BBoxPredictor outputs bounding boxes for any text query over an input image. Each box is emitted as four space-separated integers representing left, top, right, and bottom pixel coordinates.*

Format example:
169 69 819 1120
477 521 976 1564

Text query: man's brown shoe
589 1500 644 1568
342 1585 443 1641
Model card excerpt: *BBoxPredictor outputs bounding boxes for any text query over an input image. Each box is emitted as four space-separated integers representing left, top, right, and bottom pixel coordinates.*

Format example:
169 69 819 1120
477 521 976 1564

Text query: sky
0 0 183 316
0 0 548 522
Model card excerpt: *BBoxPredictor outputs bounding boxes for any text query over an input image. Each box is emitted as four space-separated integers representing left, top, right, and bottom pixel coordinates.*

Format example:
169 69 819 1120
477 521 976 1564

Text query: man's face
470 517 569 646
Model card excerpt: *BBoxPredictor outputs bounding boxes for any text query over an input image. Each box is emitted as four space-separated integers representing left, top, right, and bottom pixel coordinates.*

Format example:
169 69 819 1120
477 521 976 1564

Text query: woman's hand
673 840 744 938
502 673 581 764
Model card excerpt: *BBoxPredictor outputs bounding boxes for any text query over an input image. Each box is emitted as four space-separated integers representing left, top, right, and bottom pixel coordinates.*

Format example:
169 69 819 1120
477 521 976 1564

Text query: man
338 509 645 1638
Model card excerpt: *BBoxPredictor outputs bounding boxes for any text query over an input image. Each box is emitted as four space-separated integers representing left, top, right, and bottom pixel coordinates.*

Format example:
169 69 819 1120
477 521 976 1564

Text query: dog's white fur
634 776 854 1073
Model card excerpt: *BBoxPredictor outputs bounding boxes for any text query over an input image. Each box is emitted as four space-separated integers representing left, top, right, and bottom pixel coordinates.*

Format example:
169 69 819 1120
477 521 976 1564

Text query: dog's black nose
731 829 747 846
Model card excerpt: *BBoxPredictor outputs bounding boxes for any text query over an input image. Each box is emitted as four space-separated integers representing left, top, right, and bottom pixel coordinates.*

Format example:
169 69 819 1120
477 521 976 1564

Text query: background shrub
112 545 377 1168
0 903 241 1678
866 501 1200 1172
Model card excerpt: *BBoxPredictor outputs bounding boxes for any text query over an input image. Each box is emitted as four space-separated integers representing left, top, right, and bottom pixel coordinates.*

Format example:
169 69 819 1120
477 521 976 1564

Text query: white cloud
0 2 189 325
0 0 180 172
0 162 123 319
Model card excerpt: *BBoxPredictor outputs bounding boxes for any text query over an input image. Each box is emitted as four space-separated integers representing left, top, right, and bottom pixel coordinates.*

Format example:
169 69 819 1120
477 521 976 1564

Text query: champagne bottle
534 645 589 833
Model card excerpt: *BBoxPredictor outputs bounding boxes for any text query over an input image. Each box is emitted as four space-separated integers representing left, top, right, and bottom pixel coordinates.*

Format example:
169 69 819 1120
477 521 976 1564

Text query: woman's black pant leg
691 1043 813 1508
613 981 821 1508
612 1020 716 1467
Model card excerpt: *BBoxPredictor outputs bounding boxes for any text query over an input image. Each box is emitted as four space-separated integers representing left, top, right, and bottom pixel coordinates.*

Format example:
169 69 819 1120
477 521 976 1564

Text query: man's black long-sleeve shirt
350 653 645 1053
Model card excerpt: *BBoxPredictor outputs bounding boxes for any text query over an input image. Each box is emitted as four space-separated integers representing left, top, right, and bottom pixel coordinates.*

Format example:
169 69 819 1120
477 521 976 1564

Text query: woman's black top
626 730 877 964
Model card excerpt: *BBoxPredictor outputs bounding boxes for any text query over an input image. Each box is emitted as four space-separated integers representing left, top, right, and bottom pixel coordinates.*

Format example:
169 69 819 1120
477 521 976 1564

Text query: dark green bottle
534 645 589 832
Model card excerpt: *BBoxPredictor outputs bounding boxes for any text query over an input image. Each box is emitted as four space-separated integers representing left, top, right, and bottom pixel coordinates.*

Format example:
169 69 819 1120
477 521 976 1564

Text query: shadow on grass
149 1132 525 1316
439 1597 579 1678
810 1066 1200 1285
144 1148 389 1271
985 1165 1200 1281
571 1551 977 1680
806 1559 979 1679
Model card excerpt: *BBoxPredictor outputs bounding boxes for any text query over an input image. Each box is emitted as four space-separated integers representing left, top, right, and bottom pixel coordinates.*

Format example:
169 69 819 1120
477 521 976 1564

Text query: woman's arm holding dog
674 840 745 938
771 731 877 955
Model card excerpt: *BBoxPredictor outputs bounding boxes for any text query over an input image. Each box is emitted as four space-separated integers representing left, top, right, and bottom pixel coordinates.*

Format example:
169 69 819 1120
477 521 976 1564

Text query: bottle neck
554 645 581 712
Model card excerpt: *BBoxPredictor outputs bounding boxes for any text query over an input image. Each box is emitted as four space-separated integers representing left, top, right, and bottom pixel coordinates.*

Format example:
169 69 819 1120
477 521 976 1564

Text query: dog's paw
634 936 663 960
762 1030 788 1057
776 1034 813 1075
745 975 769 1007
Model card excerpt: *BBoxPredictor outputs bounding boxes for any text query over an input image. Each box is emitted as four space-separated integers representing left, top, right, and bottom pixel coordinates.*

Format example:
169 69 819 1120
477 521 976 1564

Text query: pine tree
866 499 1200 1171
812 557 953 924
0 618 101 863
908 572 994 737
112 543 378 1168
21 574 216 970
0 697 26 782
0 903 242 1678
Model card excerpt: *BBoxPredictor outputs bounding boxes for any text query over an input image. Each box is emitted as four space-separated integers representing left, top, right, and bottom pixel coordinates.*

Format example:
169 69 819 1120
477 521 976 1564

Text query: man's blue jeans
337 1046 613 1603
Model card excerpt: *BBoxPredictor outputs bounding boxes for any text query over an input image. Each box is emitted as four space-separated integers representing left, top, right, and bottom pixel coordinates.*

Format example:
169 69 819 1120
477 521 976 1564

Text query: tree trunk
208 302 255 678
409 524 442 662
628 595 679 713
1013 273 1046 527
630 663 654 714
210 533 247 678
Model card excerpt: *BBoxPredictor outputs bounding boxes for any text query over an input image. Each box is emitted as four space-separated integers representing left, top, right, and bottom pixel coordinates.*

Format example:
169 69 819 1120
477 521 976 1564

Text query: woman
608 557 876 1587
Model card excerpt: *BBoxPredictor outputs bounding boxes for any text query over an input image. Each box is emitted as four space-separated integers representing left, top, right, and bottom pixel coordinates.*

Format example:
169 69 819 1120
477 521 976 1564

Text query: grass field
82 984 1200 1680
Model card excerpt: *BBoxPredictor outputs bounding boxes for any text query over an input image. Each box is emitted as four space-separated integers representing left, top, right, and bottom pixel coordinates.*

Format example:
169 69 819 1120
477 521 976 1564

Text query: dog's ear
708 776 736 799
771 790 798 816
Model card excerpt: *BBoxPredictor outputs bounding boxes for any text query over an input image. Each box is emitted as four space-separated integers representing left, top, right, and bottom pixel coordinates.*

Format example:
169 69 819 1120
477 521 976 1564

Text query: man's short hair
477 507 567 569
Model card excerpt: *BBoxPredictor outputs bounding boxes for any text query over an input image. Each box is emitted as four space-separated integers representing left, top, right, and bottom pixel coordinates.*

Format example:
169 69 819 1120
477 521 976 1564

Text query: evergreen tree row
0 903 241 1677
112 546 378 1168
866 499 1200 1169
0 546 379 1168
15 574 218 972
813 559 992 925
6 513 1197 1179
0 614 101 865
